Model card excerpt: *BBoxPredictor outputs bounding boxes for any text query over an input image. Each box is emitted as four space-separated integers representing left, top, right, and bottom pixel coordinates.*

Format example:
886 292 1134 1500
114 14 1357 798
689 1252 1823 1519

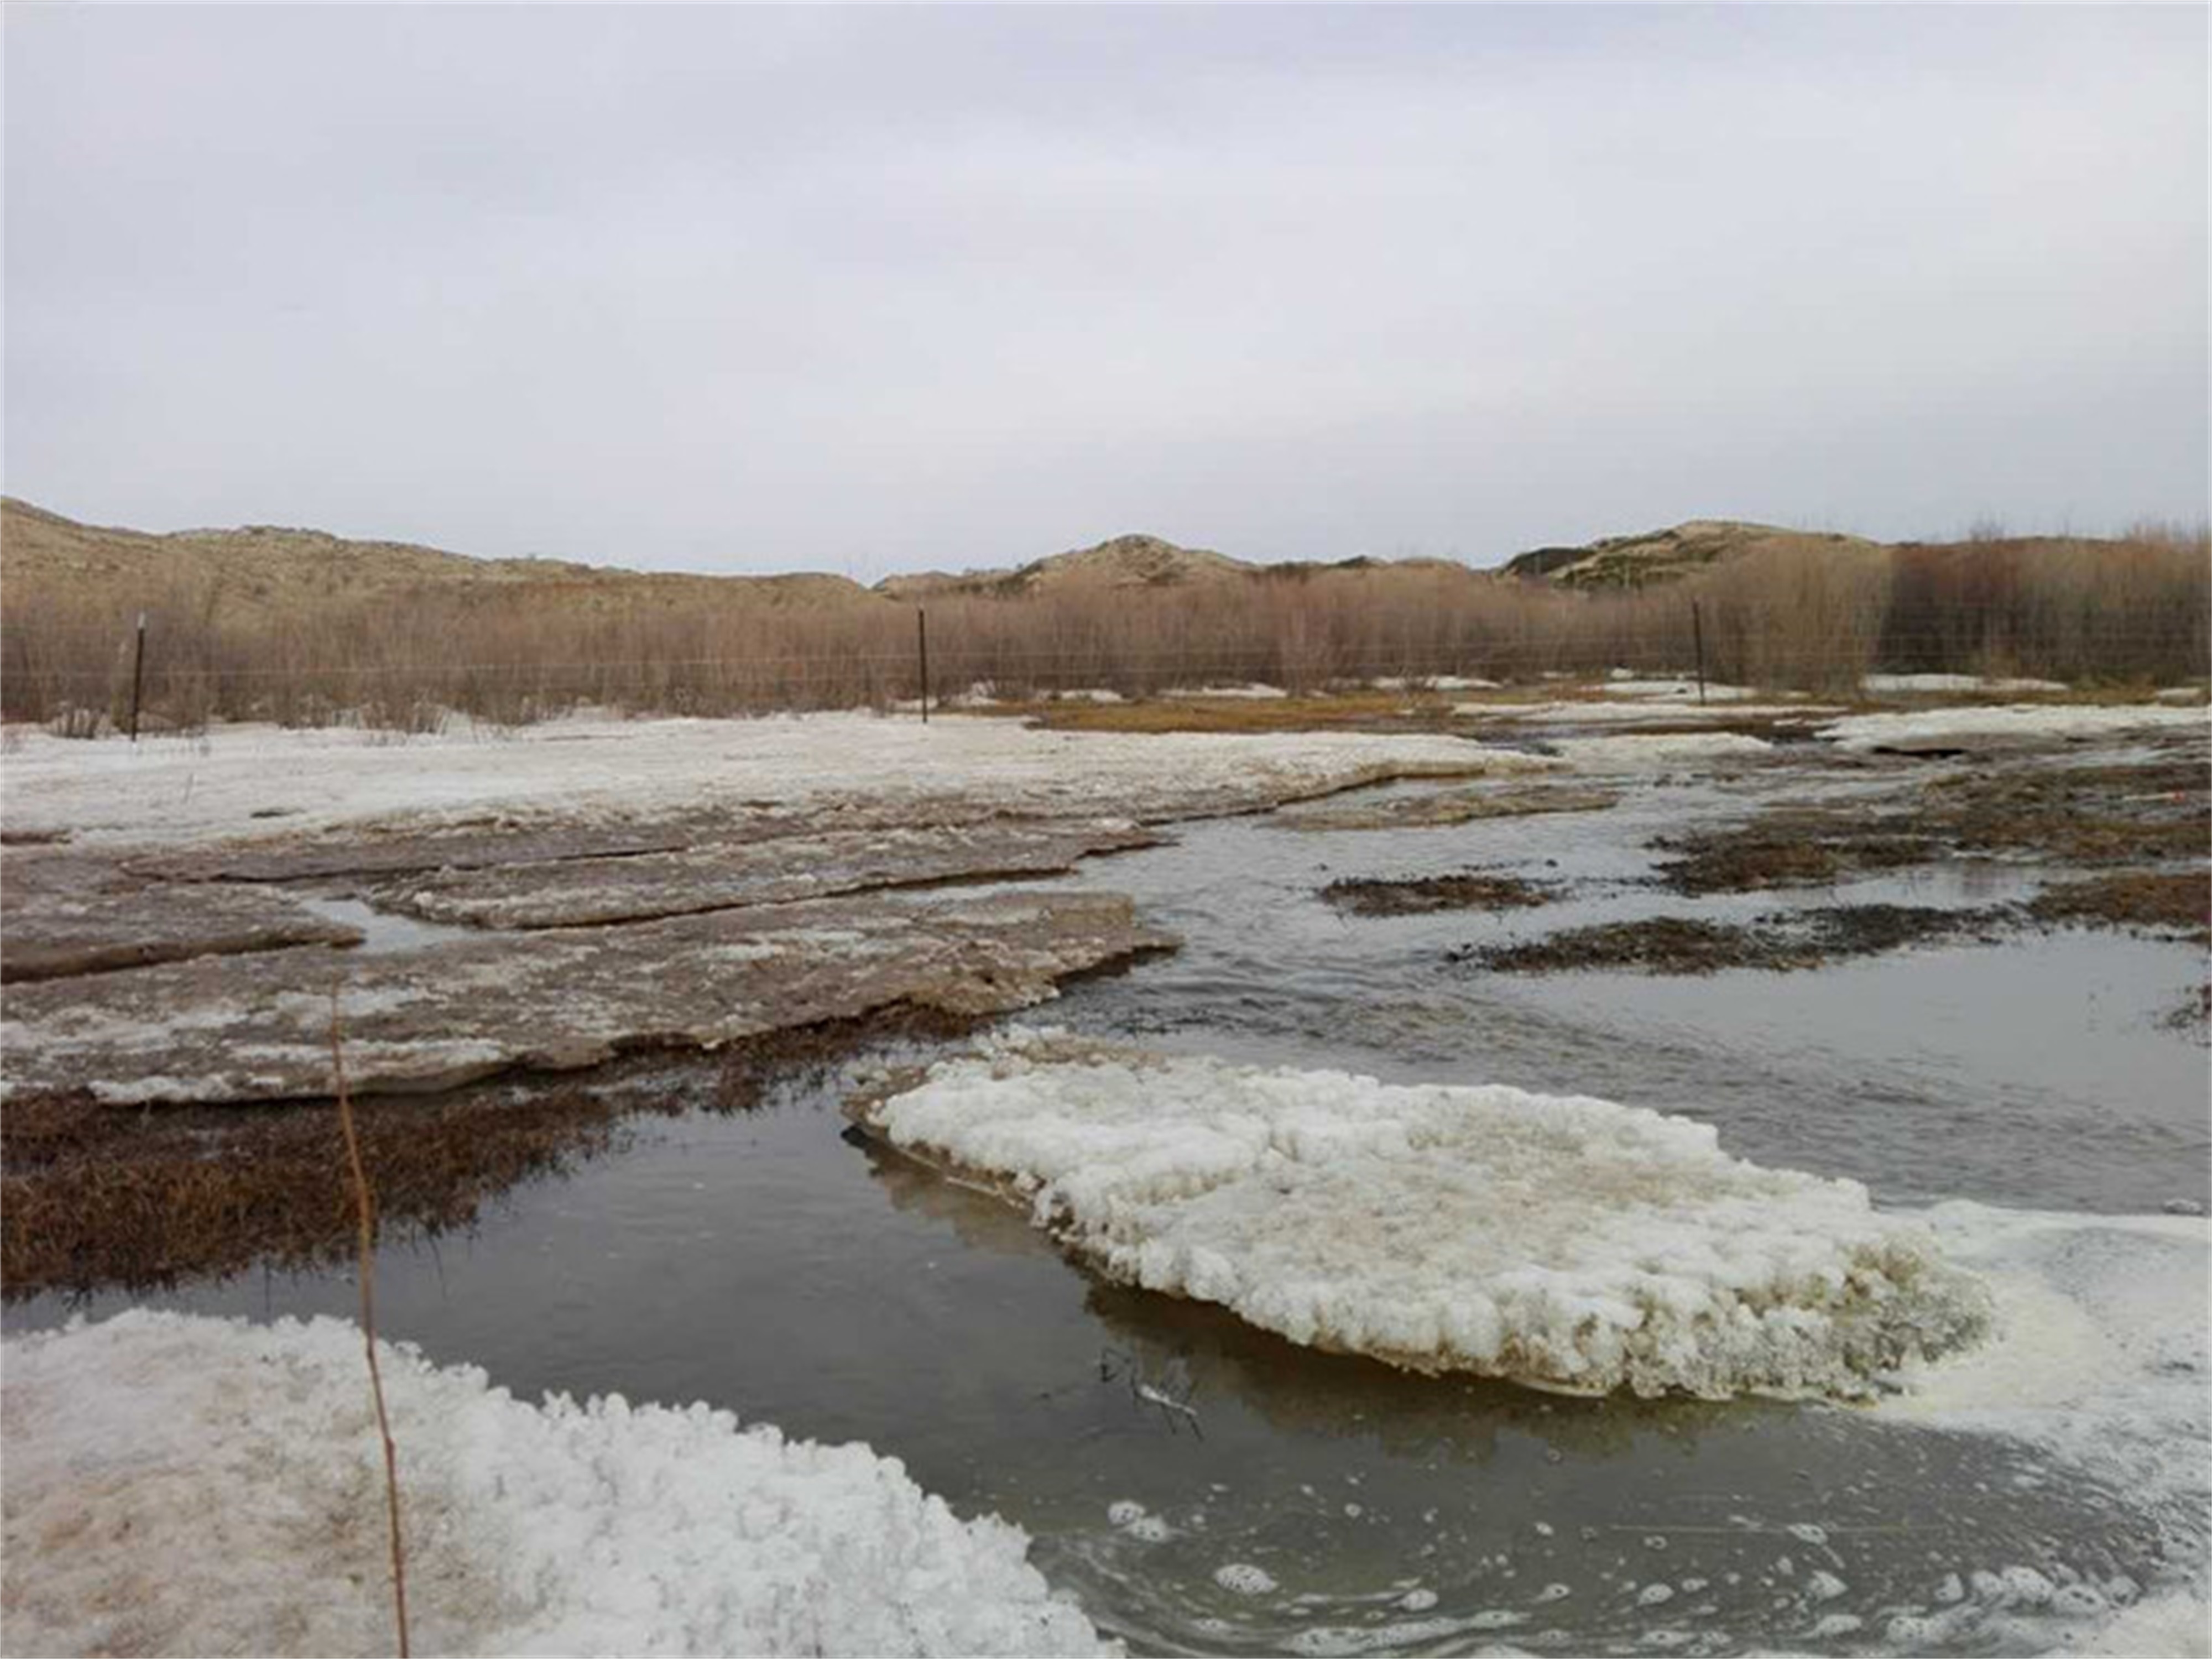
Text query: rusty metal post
917 608 930 724
129 612 147 742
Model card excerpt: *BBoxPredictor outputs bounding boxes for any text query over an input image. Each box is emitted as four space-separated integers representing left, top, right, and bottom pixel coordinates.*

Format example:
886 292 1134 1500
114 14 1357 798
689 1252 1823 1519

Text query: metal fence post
917 608 930 724
129 612 147 742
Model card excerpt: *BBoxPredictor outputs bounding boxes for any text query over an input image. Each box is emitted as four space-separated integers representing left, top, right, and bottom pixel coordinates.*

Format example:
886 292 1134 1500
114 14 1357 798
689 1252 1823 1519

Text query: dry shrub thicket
4 529 2205 733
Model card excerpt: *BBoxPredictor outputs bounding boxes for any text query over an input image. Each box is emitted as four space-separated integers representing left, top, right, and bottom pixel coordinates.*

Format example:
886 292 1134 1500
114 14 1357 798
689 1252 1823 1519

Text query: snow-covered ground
1861 673 2069 695
1592 677 1764 701
0 713 1540 848
1817 703 2208 753
1546 731 1777 769
0 1310 1110 1658
860 1030 1990 1400
1368 675 1501 692
1455 699 1828 724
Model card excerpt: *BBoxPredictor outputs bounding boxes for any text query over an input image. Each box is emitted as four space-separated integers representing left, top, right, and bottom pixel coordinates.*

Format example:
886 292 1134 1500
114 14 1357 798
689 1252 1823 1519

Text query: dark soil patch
0 1005 983 1303
1455 904 2013 975
2028 872 2212 942
1322 871 1554 917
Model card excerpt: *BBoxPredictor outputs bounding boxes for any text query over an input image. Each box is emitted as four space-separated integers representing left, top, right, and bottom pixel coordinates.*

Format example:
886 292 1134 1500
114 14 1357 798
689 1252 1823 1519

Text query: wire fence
8 537 2207 738
8 624 2206 743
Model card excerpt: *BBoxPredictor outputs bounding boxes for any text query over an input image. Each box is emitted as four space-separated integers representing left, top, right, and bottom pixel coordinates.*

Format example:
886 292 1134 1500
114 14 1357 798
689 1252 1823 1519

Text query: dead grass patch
1014 691 1447 735
1652 751 2208 895
1653 821 1938 894
2027 873 2211 942
1322 872 1554 917
0 1004 985 1302
1455 905 2013 975
1 1087 624 1300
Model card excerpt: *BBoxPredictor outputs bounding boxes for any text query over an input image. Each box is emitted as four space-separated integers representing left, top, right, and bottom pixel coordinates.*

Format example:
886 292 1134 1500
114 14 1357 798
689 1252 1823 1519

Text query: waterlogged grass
2028 872 2211 942
1652 748 2209 896
0 1010 978 1301
1322 871 1556 917
1454 906 2017 975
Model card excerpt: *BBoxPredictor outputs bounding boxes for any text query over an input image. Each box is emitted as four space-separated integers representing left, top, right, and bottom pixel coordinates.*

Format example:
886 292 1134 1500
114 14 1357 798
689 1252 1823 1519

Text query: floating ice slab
859 1031 1991 1400
0 1310 1109 1657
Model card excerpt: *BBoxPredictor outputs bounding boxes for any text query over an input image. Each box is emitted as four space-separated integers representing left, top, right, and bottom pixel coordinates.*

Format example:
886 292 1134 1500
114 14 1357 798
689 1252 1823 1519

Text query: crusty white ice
0 712 1537 848
0 1310 1110 1658
861 1031 1991 1400
1817 703 2208 752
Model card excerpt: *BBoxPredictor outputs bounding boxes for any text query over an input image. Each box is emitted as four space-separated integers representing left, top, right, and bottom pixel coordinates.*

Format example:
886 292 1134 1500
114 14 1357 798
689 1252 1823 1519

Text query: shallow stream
11 757 2208 1655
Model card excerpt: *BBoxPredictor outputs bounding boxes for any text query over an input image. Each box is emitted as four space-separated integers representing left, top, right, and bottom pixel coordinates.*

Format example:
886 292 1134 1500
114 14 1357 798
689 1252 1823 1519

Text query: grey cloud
5 5 2203 575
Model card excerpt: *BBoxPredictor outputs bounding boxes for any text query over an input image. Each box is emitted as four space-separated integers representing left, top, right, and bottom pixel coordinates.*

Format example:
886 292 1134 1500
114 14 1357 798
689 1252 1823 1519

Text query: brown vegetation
1655 749 2209 896
1455 905 2013 975
2027 873 2211 942
0 1008 979 1302
1 1083 625 1299
4 498 2204 732
1653 821 1942 895
1321 872 1554 916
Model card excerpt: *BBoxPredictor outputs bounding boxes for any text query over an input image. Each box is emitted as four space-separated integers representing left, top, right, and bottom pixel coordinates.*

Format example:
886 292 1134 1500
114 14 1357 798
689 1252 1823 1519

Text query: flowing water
11 759 2208 1655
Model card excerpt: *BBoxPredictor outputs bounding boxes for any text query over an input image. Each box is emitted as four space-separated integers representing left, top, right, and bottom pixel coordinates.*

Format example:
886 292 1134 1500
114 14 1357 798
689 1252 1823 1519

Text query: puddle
295 894 483 953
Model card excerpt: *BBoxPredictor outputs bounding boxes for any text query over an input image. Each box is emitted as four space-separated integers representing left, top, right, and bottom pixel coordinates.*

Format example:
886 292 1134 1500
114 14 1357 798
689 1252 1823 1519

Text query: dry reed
5 529 2204 732
330 989 411 1659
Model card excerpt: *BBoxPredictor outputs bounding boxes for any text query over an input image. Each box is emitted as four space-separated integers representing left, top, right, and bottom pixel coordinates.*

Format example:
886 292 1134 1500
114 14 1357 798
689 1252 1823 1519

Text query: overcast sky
6 6 2205 578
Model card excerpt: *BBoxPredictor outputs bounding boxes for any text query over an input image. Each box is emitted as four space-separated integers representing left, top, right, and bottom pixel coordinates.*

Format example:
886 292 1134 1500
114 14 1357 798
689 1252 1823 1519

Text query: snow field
0 1310 1110 1658
862 1031 1992 1400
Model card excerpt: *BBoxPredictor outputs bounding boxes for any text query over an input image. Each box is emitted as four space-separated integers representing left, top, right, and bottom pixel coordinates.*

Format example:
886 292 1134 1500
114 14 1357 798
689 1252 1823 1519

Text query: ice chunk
861 1031 1991 1400
1212 1563 1279 1597
0 1311 1109 1657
